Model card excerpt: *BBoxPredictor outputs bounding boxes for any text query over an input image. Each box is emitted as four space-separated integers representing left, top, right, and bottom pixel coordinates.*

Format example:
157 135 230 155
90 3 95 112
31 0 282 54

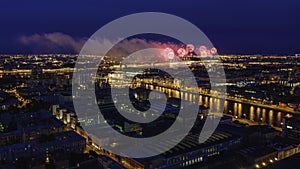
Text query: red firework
210 47 218 54
186 44 195 53
177 48 187 57
164 47 175 60
199 45 207 53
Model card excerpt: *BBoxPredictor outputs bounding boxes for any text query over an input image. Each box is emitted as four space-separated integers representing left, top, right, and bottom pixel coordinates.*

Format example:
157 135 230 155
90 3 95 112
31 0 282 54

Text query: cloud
80 37 183 63
18 32 182 57
19 32 87 53
109 39 182 62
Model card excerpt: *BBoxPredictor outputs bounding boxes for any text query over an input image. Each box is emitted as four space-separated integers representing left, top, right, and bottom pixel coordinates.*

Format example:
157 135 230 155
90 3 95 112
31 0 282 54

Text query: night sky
0 0 299 55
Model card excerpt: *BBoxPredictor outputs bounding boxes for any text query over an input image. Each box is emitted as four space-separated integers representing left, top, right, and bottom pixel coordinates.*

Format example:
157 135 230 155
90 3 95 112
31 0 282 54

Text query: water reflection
262 109 266 123
250 106 254 121
143 84 289 128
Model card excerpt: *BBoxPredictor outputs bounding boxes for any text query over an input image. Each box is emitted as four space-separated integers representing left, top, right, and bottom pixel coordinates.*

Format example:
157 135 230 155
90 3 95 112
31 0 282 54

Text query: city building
282 116 300 141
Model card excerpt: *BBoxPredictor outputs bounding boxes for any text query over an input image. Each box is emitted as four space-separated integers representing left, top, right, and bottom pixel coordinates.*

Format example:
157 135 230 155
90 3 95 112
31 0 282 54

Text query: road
0 83 31 108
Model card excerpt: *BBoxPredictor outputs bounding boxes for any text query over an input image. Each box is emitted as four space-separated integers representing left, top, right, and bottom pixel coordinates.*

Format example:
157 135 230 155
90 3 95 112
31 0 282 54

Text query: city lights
0 1 299 168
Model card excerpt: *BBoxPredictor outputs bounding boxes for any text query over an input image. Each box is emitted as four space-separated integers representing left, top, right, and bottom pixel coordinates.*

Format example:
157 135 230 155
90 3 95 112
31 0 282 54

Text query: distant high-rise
282 116 300 141
31 64 43 79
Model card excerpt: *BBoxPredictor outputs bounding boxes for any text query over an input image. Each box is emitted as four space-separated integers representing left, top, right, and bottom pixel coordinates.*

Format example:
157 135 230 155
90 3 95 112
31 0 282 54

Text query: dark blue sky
0 0 299 55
